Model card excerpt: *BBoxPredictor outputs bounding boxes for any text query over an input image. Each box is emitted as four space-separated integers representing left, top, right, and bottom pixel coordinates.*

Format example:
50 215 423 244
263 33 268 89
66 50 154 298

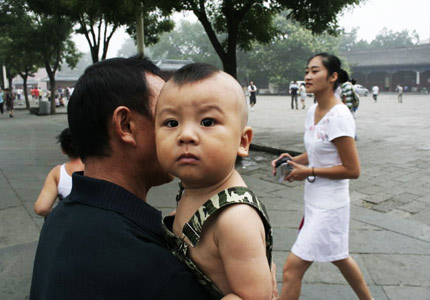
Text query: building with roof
154 58 193 80
343 44 430 92
41 73 80 90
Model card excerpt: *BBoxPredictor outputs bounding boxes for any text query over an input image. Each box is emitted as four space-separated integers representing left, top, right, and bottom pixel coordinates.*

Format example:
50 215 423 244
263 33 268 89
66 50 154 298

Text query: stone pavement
0 93 429 299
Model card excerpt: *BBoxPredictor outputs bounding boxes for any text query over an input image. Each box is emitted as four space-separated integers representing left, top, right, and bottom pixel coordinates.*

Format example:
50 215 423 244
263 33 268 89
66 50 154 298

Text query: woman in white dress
299 83 306 109
272 53 373 300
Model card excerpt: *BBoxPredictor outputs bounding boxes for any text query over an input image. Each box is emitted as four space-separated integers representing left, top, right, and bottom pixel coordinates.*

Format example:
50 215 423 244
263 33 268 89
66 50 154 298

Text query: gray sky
338 0 430 42
73 0 430 58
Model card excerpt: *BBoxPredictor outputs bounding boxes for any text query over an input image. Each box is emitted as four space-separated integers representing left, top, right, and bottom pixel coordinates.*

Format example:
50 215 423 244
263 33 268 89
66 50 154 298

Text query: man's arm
215 204 272 300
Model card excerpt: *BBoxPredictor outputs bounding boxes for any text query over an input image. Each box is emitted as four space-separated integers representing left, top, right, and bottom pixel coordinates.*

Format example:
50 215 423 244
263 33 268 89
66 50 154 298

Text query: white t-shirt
299 86 307 98
372 86 379 95
303 103 355 209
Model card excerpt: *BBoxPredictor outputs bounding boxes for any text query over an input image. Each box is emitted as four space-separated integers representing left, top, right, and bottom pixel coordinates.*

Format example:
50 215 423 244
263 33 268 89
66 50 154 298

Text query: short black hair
171 63 220 86
56 128 79 158
67 55 161 161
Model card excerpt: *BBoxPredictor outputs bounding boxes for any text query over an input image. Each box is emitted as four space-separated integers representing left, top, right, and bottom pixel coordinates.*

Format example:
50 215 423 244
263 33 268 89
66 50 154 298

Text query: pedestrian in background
4 88 14 118
290 80 299 109
372 85 379 102
0 88 4 115
299 82 306 109
397 84 403 103
34 128 84 217
273 53 373 300
350 78 360 118
248 80 257 111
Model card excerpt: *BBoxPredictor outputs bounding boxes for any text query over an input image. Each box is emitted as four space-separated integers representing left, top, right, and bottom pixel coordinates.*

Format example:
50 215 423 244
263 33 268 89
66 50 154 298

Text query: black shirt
30 172 210 299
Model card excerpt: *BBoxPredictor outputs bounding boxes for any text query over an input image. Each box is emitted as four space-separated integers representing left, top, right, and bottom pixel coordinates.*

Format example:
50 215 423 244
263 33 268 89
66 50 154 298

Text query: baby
155 63 273 300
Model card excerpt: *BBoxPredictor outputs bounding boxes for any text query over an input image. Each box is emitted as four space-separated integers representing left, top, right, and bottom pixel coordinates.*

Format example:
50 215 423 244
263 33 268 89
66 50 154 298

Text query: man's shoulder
34 202 209 298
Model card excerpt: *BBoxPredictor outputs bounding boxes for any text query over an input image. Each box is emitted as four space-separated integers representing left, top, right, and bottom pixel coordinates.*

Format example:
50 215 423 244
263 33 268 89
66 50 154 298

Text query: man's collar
69 172 164 242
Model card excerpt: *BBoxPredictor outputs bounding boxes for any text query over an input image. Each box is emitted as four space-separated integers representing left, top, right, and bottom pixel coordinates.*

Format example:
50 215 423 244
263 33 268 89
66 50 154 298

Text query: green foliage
339 27 420 51
370 28 419 48
26 0 177 62
146 20 221 67
168 0 363 78
0 0 43 106
237 14 342 89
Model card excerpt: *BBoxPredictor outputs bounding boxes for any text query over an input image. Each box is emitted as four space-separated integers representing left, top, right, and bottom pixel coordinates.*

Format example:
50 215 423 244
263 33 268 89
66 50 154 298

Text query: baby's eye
165 120 179 128
200 118 215 127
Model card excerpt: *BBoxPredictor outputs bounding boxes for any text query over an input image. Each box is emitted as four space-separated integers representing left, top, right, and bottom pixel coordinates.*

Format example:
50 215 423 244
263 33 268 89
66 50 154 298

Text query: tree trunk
222 50 238 79
23 76 30 109
45 66 56 114
90 46 99 63
49 76 56 114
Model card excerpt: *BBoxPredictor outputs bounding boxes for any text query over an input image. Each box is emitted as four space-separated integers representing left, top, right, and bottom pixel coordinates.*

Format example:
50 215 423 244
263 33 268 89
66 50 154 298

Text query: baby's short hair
171 63 220 86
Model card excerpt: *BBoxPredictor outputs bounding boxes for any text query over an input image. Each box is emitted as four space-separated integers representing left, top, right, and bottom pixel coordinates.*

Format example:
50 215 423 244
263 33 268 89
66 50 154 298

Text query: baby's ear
237 126 253 157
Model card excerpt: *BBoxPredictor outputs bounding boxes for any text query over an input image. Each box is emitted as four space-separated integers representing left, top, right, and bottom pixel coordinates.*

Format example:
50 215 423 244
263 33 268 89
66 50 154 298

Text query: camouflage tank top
162 184 273 300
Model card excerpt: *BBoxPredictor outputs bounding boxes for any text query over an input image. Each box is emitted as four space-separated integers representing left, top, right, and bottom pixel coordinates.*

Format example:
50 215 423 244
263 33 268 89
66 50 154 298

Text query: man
4 88 14 118
397 84 403 103
289 80 299 109
372 85 379 102
248 80 257 110
30 56 210 299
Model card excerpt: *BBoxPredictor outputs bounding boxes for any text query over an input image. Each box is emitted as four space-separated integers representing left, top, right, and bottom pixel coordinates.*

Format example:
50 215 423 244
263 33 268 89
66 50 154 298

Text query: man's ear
237 126 253 157
112 106 137 146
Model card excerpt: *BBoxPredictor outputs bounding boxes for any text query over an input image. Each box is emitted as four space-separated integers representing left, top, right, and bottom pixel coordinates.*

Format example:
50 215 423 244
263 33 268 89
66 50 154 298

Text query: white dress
291 103 355 262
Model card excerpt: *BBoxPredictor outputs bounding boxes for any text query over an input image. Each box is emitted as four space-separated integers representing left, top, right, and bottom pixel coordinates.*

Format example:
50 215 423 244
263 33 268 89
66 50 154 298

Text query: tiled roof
155 58 193 71
343 44 430 67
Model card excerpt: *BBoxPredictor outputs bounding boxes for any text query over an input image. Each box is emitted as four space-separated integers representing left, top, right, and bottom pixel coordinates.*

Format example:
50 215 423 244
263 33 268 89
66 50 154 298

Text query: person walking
371 85 379 102
4 88 14 118
248 80 257 110
0 89 4 115
289 81 299 109
299 83 306 109
397 84 403 103
272 53 373 300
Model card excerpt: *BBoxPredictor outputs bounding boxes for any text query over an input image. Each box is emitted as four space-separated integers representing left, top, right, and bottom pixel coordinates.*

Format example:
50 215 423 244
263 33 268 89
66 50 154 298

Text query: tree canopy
168 0 361 78
26 0 176 63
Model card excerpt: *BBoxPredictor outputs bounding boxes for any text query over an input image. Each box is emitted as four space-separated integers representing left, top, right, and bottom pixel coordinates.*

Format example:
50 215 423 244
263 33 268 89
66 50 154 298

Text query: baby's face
155 73 247 188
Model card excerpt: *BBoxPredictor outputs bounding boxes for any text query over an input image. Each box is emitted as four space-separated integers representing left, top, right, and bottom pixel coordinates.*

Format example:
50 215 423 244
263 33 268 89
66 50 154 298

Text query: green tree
32 14 81 114
26 0 176 63
0 0 43 108
237 14 342 90
370 28 419 49
170 0 360 78
147 20 221 67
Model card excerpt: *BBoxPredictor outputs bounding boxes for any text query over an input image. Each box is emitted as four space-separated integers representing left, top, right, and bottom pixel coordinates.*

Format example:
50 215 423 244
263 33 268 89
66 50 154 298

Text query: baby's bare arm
215 204 272 300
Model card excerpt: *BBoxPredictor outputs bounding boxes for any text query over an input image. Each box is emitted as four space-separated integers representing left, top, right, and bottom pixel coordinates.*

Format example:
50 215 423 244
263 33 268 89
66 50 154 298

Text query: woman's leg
332 257 372 300
280 253 312 300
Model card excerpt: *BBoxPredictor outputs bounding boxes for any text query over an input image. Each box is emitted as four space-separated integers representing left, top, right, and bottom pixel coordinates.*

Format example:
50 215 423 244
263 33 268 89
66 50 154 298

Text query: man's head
154 63 252 188
68 55 161 161
68 55 169 193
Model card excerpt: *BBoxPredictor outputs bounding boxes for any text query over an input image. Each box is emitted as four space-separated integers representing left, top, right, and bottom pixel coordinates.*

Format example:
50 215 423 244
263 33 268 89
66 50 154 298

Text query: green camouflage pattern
162 185 273 299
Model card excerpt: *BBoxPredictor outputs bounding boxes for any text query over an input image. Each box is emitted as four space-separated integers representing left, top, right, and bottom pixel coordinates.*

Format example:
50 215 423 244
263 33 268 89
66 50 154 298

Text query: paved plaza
0 93 429 299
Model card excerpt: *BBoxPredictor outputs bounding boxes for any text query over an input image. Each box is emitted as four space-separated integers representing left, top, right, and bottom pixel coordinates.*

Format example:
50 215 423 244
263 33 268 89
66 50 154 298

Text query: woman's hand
284 161 312 182
271 153 292 176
